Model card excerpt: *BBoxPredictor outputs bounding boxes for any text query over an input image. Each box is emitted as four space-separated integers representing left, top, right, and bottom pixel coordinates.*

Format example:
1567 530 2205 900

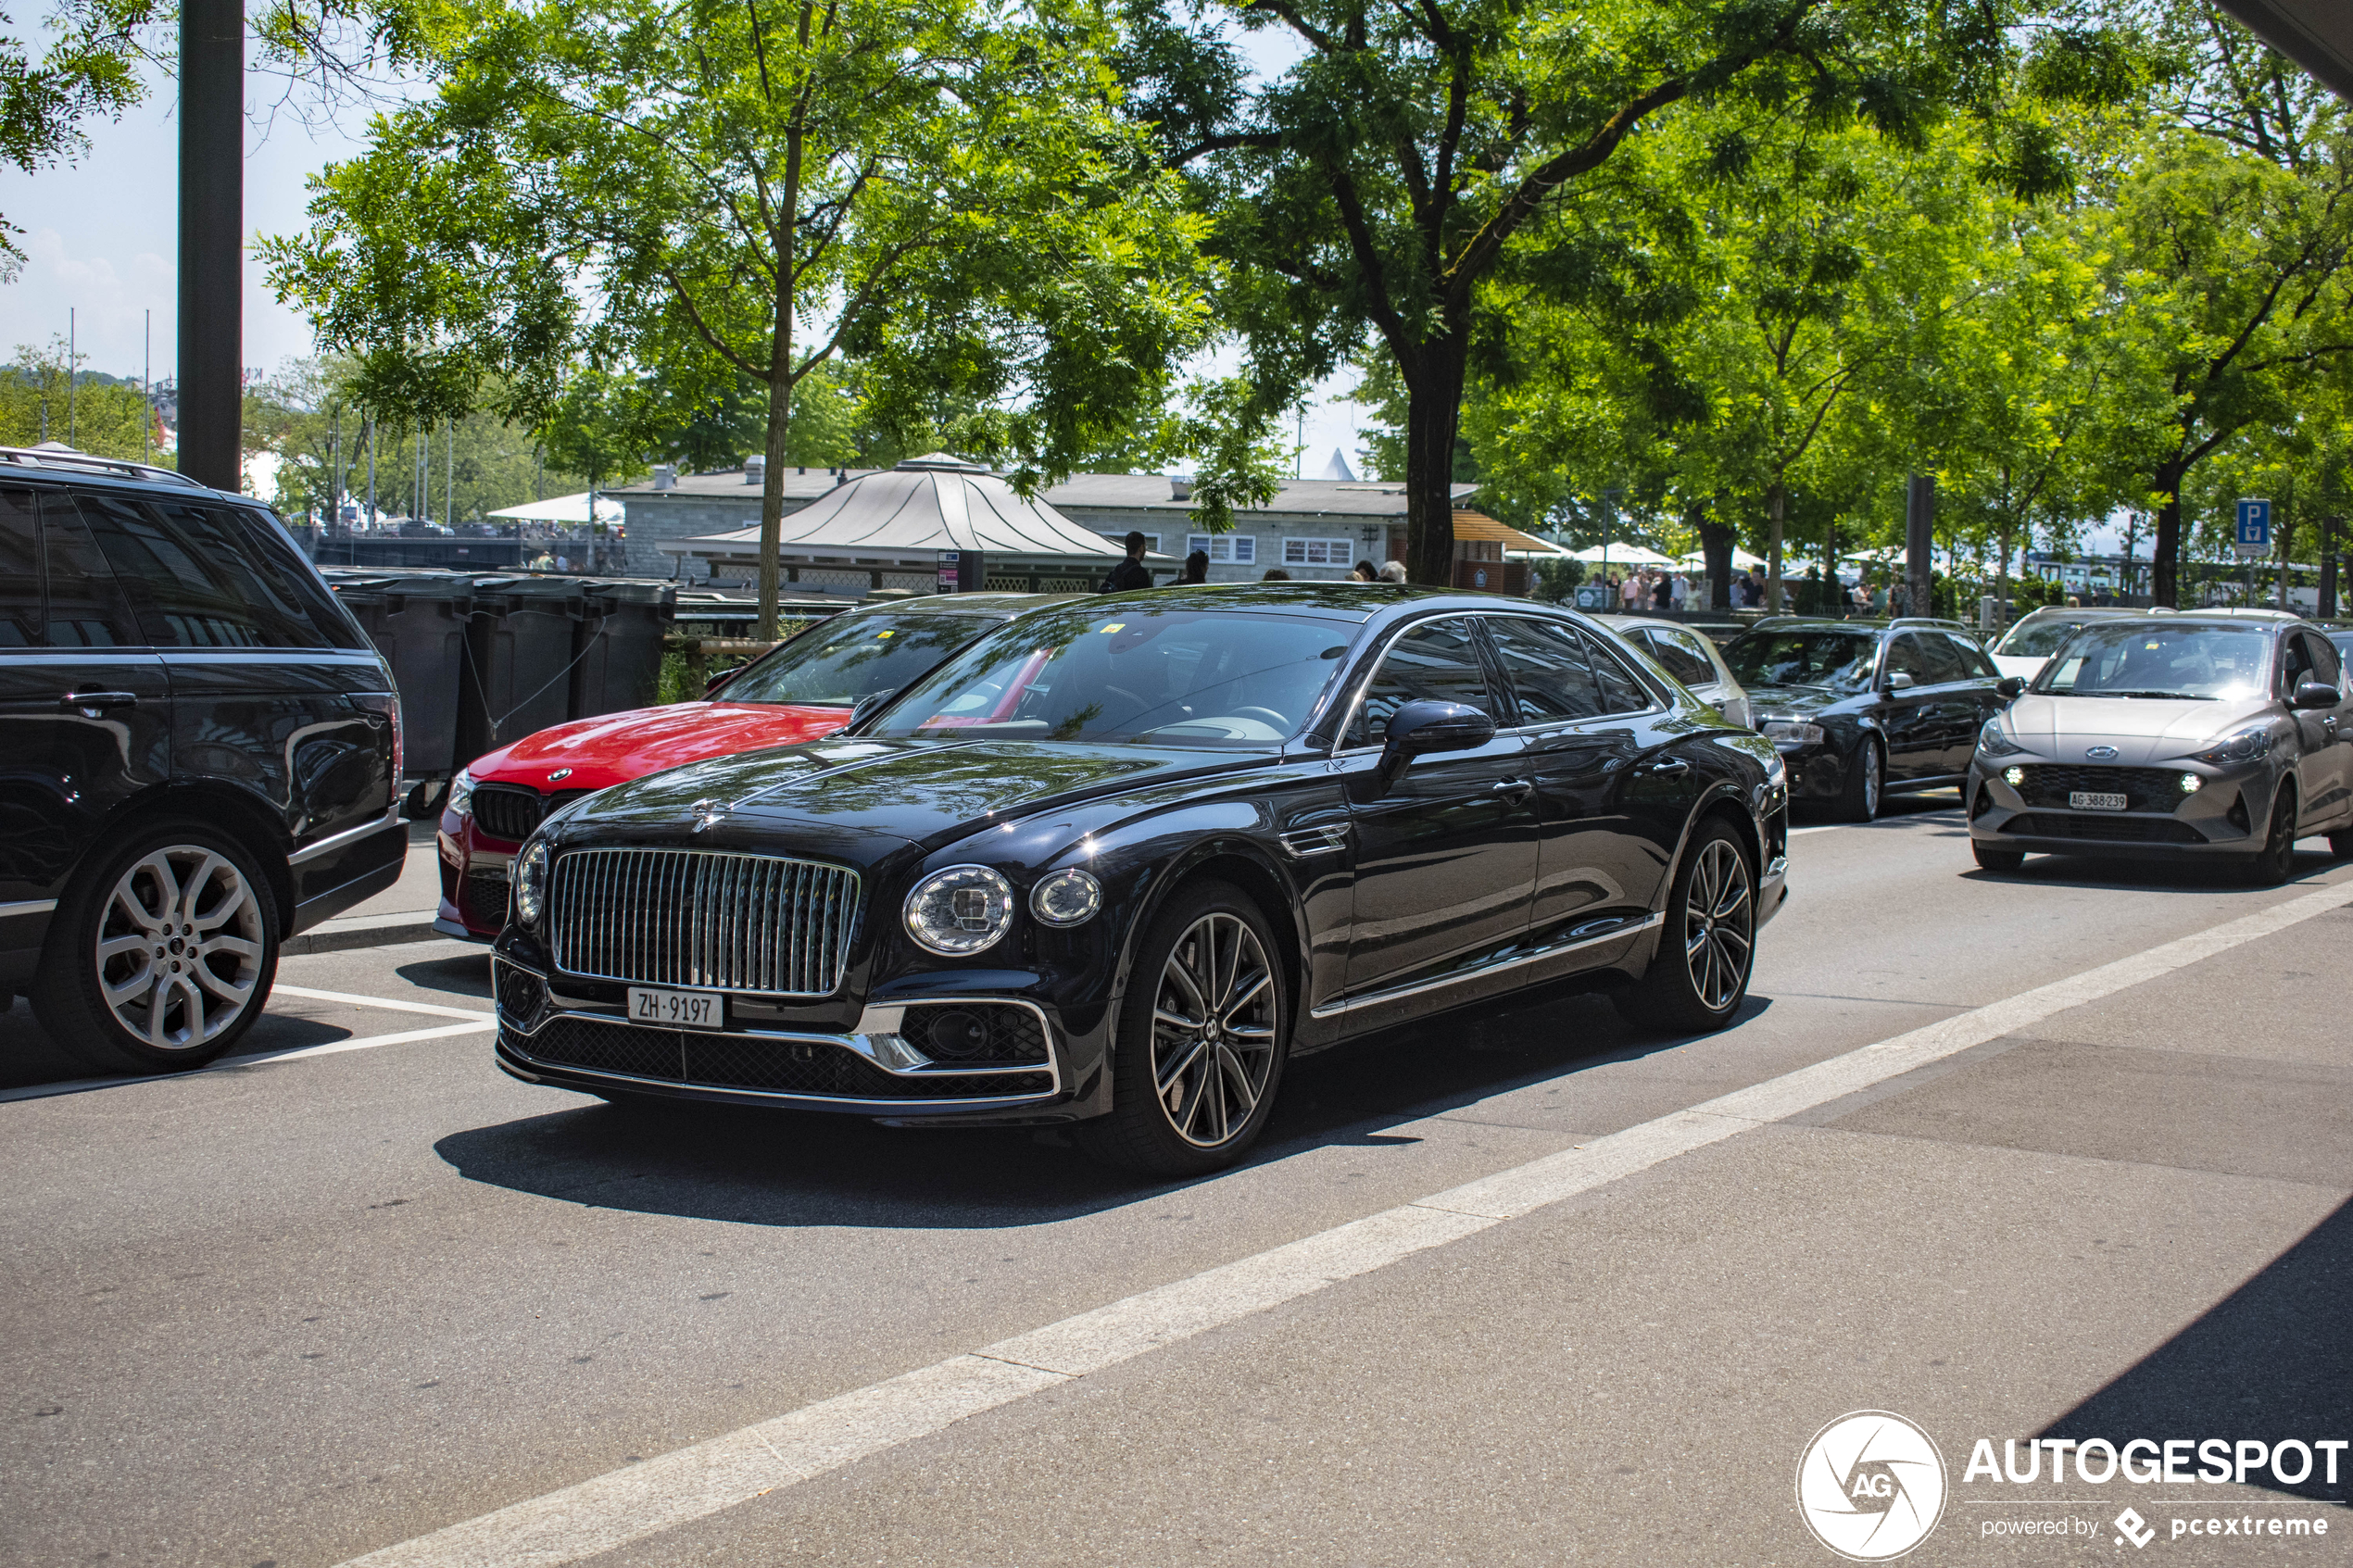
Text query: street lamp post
179 0 244 492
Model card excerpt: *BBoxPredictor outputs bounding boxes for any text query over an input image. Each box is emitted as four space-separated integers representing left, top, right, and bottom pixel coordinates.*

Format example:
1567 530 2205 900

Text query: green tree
268 0 1214 634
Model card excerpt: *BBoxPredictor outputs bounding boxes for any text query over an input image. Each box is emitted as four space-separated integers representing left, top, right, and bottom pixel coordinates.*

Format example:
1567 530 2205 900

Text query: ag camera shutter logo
1796 1411 1948 1561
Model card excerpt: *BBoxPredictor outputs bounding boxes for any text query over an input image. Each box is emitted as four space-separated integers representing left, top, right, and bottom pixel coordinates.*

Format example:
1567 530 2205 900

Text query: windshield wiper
2067 689 2210 700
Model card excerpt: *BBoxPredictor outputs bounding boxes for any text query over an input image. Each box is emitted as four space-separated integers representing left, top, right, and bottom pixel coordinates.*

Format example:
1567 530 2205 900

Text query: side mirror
1373 699 1496 792
846 690 891 730
703 667 738 697
2292 680 2339 710
1884 671 1917 692
1995 676 2027 700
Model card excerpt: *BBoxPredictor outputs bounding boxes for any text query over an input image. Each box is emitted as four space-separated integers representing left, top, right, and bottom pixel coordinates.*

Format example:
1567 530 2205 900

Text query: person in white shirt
1620 572 1643 610
1670 572 1689 609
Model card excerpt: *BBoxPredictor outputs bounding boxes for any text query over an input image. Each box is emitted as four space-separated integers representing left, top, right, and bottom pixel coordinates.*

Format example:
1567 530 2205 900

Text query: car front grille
503 1016 1053 1102
547 847 858 997
2011 765 2188 813
2005 813 2206 844
471 784 596 844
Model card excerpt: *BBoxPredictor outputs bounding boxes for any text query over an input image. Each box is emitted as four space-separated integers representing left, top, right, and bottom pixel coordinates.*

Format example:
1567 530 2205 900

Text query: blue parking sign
2234 498 2271 558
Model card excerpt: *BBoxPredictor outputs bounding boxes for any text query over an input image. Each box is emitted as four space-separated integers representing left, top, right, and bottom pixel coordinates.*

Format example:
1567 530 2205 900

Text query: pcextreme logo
1797 1411 1950 1562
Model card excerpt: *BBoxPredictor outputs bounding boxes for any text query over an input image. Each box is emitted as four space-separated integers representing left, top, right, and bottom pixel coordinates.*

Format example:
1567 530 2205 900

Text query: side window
1580 629 1655 715
1344 617 1496 748
2281 633 2314 693
77 492 331 648
42 495 145 647
1645 628 1718 687
0 488 42 646
215 507 366 650
1487 616 1602 723
1943 633 1997 679
1884 633 1931 684
1913 633 1968 684
2303 632 2342 688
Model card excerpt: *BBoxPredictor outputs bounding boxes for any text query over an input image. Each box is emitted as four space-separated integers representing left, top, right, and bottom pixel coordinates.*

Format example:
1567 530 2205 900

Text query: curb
283 915 453 957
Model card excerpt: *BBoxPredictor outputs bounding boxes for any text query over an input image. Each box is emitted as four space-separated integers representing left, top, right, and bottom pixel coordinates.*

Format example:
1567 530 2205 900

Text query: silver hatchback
1968 616 2353 883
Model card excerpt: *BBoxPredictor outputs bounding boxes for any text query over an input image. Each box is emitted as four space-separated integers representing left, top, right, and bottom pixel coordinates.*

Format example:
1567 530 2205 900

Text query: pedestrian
554 552 569 572
1180 549 1210 584
1670 571 1689 610
1620 571 1642 612
1261 568 1290 581
1100 531 1154 593
1378 560 1407 583
1651 572 1672 610
1350 559 1379 583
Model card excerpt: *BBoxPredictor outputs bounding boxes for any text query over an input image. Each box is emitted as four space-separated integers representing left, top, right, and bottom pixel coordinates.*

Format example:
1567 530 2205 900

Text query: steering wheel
1230 706 1290 729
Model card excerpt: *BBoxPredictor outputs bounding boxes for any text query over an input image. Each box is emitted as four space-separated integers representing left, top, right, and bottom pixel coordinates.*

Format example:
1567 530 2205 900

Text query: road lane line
0 1021 495 1104
272 985 492 1021
339 872 2353 1568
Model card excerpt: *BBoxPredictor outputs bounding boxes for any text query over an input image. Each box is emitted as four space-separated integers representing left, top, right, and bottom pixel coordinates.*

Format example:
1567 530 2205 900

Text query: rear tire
1971 843 2025 874
1833 739 1882 823
2243 789 2296 887
1076 880 1290 1177
33 822 280 1074
1616 819 1756 1035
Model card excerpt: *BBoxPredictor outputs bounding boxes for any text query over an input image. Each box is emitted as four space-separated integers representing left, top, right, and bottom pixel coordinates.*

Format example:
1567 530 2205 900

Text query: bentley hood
542 735 1259 866
2002 694 2274 762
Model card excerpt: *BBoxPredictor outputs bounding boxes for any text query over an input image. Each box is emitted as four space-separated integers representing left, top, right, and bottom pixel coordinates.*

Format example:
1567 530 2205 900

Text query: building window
1283 537 1354 567
1097 530 1162 553
1185 533 1257 564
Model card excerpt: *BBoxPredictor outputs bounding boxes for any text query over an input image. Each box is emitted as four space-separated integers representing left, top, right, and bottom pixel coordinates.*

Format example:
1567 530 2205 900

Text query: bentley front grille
547 848 859 997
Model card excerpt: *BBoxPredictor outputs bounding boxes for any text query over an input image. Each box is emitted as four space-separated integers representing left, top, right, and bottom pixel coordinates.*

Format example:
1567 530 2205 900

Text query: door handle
1642 757 1691 776
1491 777 1532 803
60 690 138 714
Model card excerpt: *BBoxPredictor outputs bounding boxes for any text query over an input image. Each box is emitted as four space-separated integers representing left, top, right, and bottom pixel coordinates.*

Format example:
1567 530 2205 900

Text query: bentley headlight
447 767 476 819
1759 720 1825 748
1975 719 2024 758
1030 867 1102 928
904 865 1015 955
2196 726 2273 765
512 837 549 923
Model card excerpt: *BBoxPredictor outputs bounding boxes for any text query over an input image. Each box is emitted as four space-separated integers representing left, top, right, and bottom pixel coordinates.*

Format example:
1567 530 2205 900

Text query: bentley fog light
904 865 1015 955
512 838 549 923
2196 726 2274 765
2004 766 2026 786
1030 867 1102 927
2181 772 2203 794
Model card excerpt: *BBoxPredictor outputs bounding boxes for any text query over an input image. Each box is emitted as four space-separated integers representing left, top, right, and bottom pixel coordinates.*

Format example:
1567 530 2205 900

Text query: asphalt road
4 795 2348 1567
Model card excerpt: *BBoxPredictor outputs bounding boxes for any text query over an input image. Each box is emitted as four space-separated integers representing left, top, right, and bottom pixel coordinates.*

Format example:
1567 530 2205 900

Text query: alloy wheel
1680 838 1755 1013
1150 911 1277 1149
96 847 266 1051
1861 748 1881 817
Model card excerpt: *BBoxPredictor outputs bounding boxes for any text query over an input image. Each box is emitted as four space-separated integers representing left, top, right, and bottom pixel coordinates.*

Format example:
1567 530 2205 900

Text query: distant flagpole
67 308 76 445
144 310 153 465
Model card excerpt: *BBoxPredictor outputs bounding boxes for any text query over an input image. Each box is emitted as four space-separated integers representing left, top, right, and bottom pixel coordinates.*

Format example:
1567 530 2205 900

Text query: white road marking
0 1020 496 1104
337 871 2353 1568
273 984 492 1022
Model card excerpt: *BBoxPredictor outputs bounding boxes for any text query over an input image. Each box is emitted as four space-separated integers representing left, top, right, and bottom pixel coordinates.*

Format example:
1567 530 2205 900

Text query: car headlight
1976 719 2024 758
2196 726 2273 765
1030 867 1102 927
904 865 1015 955
1759 720 1825 747
447 767 476 819
512 837 549 923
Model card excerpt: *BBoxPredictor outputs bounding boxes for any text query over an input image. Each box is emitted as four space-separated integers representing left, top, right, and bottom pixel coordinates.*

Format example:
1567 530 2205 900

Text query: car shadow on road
2039 1194 2353 1502
1958 848 2338 893
432 980 1761 1227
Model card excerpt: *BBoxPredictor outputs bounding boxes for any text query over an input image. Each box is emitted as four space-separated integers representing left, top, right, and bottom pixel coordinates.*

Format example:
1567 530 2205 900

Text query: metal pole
366 417 376 528
178 0 243 491
143 310 152 465
444 415 453 528
67 308 76 445
1905 475 1934 618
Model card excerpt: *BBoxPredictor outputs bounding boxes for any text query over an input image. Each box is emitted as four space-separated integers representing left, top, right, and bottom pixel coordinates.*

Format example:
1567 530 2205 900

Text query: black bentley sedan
490 586 1790 1173
1722 618 2013 821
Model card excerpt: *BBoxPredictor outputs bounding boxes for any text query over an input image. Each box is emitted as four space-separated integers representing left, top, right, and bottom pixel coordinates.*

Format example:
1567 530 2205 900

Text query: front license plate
628 986 724 1031
2070 791 2129 811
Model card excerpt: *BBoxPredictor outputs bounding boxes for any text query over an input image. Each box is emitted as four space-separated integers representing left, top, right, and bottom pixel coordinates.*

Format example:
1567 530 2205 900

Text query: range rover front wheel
1077 880 1289 1177
35 823 280 1074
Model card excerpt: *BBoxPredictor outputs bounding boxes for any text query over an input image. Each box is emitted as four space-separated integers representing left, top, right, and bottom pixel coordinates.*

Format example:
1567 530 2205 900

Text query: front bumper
1965 759 2266 859
489 951 1095 1125
435 810 515 941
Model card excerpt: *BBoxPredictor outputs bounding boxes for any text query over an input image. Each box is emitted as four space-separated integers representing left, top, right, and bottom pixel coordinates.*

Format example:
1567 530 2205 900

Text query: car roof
2012 604 2165 619
846 592 1086 621
1086 581 1465 623
0 443 222 497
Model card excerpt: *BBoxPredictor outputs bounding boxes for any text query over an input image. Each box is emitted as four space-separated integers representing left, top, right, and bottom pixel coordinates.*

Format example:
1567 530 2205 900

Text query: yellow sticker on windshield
2145 641 2160 649
1100 622 1126 633
875 630 893 638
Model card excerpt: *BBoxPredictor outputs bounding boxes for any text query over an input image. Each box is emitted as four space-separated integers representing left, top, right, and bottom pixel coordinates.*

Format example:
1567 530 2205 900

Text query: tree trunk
1402 338 1467 587
1995 521 2012 628
757 377 791 639
1766 481 1785 612
1694 499 1733 609
2151 461 2185 608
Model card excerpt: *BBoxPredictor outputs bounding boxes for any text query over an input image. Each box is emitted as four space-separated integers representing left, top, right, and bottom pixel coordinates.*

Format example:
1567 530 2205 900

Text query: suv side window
1884 633 1932 685
215 506 367 650
1486 616 1602 723
1580 629 1655 714
2303 631 2343 688
0 488 42 646
1914 633 1969 684
44 495 145 647
1943 633 1997 679
76 492 335 648
1345 616 1496 748
2281 632 2315 695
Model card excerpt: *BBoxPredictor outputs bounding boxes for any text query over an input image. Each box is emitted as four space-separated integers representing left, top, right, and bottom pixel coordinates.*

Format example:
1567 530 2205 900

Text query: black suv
0 447 404 1073
1721 617 2012 821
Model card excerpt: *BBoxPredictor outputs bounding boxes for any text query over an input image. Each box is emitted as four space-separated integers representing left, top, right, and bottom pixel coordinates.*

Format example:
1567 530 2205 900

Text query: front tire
1833 738 1882 823
1971 843 2025 874
34 822 280 1073
2243 788 2297 887
1076 880 1290 1177
1616 820 1756 1035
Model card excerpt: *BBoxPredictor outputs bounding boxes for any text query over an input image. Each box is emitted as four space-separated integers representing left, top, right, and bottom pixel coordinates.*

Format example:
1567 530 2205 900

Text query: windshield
1993 617 2093 659
1723 631 1881 695
2033 623 2271 700
721 610 996 707
870 604 1353 746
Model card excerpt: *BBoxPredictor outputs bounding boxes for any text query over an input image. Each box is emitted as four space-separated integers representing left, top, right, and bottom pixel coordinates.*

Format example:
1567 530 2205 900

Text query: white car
1604 616 1752 727
1987 607 2163 684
